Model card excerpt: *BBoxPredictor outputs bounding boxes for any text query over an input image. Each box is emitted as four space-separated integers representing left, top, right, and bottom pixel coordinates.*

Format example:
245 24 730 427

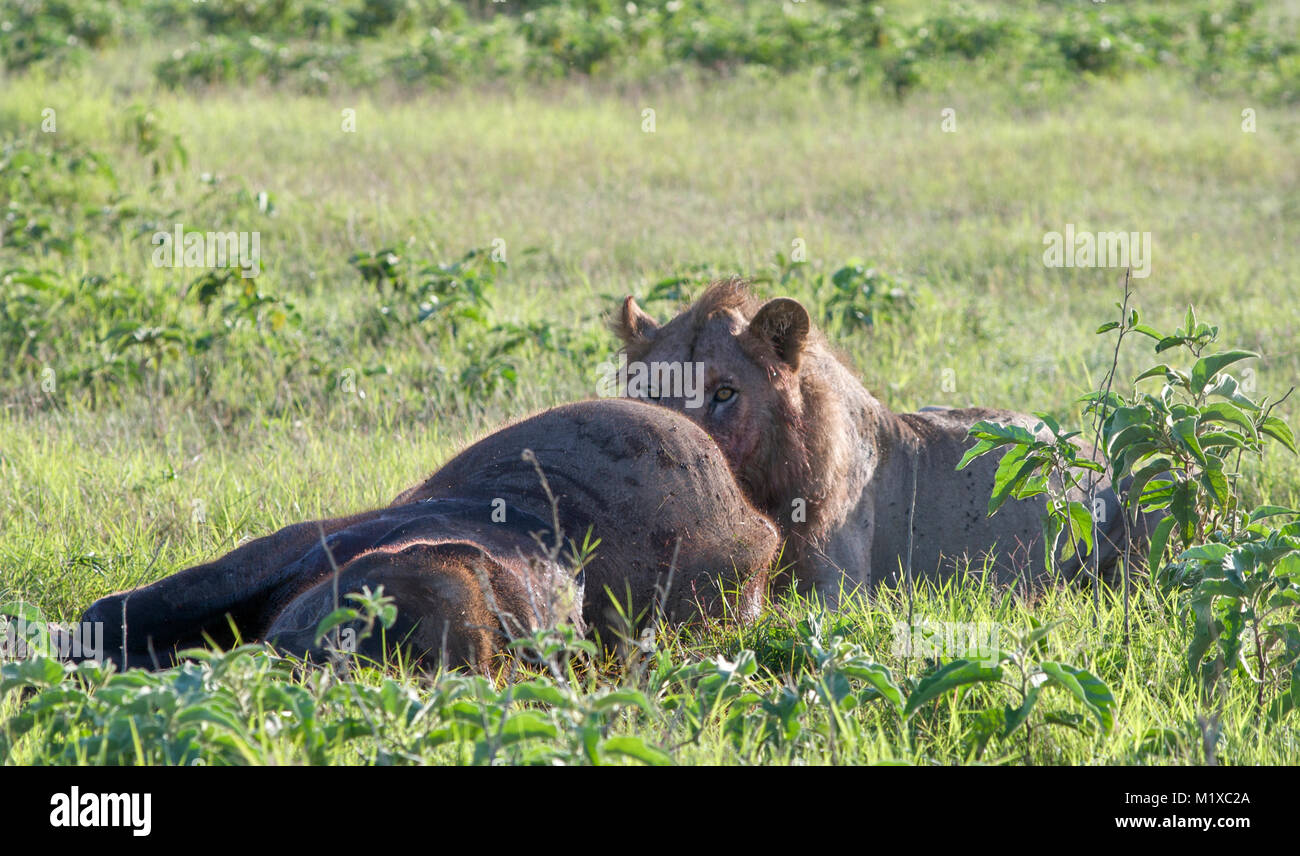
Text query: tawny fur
615 280 1148 600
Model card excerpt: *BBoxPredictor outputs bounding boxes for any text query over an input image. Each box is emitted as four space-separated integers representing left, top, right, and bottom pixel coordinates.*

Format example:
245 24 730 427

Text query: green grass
4 579 1295 765
2 3 1299 765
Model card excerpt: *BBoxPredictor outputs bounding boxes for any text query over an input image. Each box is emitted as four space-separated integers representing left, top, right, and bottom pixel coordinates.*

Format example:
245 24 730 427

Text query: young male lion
77 400 777 671
615 279 1143 601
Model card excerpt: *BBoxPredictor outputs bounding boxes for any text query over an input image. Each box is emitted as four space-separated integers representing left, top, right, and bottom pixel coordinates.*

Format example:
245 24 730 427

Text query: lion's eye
713 387 736 403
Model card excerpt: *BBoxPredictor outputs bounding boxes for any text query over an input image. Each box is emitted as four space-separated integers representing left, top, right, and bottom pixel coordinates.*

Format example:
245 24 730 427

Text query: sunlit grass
1 30 1298 764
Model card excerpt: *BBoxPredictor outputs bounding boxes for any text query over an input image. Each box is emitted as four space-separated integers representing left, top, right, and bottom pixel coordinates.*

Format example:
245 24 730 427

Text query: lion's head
613 279 858 538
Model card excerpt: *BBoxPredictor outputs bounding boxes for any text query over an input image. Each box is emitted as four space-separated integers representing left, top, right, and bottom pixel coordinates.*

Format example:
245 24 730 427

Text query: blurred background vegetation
1 0 1296 100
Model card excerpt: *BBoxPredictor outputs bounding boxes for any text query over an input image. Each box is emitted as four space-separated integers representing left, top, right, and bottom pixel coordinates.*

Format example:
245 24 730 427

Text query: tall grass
2 2 1298 764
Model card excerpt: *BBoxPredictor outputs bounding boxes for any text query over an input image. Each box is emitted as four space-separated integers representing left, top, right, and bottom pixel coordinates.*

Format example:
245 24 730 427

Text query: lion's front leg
795 493 875 606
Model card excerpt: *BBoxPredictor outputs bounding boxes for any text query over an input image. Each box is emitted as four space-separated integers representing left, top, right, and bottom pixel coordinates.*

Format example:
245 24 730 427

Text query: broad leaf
1191 350 1258 393
1039 662 1115 733
904 659 1003 719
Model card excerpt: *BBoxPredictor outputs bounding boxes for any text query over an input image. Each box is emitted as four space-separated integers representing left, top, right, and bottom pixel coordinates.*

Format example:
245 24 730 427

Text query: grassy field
2 1 1299 765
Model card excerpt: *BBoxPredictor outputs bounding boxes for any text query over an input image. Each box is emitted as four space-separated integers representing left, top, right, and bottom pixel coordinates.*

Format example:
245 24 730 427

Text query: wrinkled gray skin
617 285 1151 600
78 400 778 670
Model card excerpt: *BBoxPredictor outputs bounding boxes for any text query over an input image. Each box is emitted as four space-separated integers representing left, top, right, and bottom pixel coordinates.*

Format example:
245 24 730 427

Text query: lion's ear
614 295 660 344
748 297 810 370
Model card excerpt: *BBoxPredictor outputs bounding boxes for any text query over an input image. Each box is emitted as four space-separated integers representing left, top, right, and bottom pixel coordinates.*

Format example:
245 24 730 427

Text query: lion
77 399 778 671
614 279 1146 600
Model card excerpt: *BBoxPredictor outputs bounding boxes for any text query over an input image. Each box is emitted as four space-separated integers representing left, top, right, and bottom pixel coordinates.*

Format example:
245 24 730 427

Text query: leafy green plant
350 246 497 334
1 137 120 255
102 322 188 399
956 413 1104 576
717 612 1114 763
188 267 299 336
0 0 125 71
1091 307 1299 715
961 299 1300 722
1162 529 1300 717
348 248 405 292
312 585 399 669
949 618 1117 761
817 262 915 335
1093 306 1295 562
126 0 1300 103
